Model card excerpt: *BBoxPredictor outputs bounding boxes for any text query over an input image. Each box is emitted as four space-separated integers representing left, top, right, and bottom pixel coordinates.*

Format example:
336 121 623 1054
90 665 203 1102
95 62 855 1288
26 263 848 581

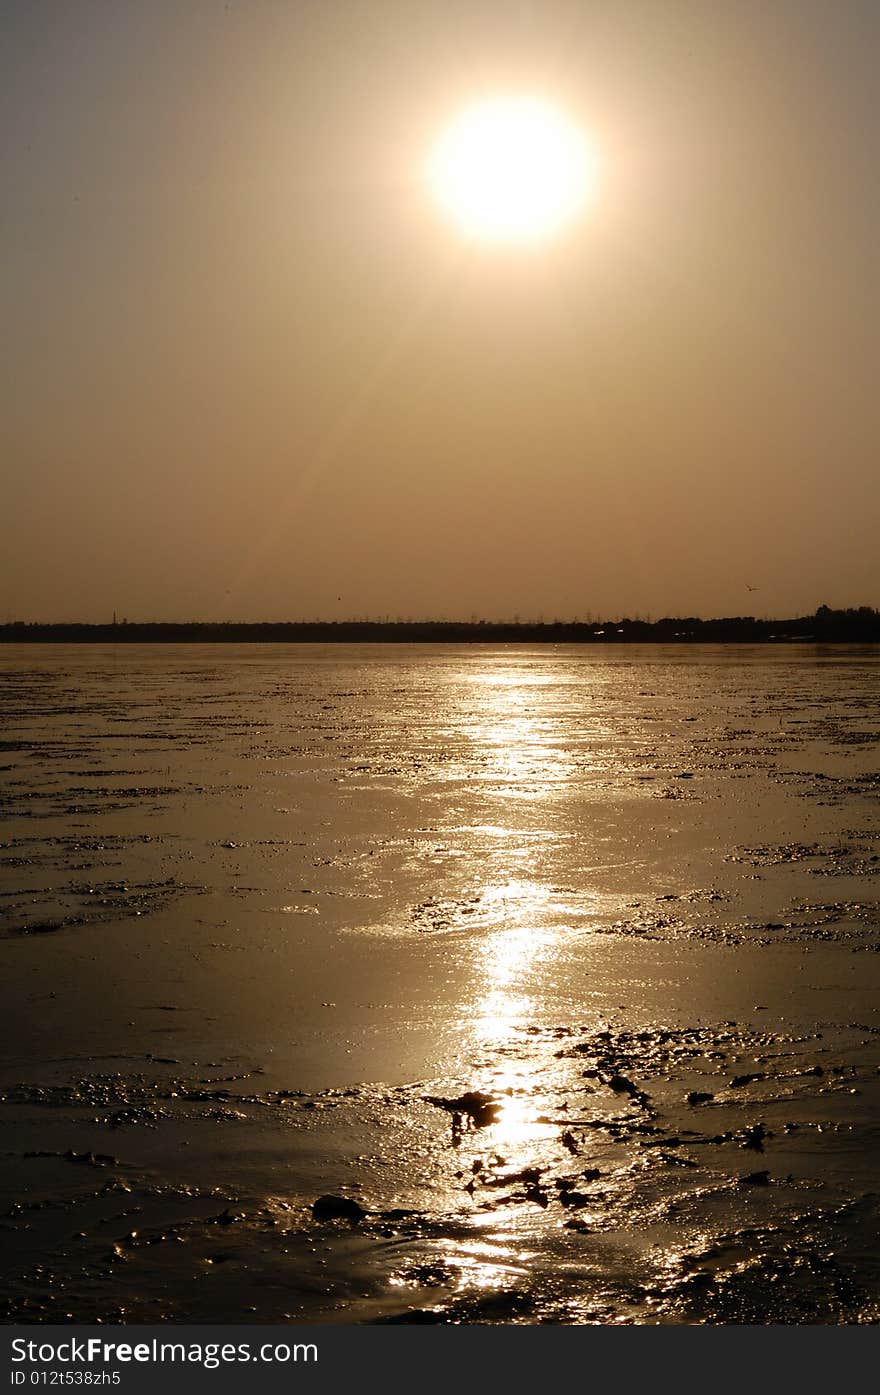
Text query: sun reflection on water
463 666 579 1152
465 881 567 1153
426 664 601 1301
470 886 550 1035
464 666 578 789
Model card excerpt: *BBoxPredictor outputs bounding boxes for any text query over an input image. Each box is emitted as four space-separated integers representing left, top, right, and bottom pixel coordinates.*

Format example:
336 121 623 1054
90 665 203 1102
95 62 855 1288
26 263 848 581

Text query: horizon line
2 606 878 633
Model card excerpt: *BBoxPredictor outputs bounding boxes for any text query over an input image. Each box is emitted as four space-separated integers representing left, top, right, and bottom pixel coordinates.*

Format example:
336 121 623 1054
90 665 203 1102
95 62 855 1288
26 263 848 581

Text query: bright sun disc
430 96 595 243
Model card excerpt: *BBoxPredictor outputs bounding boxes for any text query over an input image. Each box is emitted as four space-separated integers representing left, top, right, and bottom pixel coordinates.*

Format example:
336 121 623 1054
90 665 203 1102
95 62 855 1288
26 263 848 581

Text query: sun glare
429 96 595 244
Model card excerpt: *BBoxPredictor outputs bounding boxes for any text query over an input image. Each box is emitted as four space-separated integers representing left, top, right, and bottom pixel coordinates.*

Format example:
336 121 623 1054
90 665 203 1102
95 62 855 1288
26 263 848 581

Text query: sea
1 642 879 1323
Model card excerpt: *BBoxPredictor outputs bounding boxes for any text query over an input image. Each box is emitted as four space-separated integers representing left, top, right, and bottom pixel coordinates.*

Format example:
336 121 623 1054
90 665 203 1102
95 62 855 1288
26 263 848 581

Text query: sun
429 96 595 244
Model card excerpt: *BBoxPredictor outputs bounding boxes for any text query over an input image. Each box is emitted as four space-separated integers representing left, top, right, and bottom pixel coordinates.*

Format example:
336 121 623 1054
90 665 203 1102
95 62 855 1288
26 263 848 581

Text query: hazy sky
3 0 878 622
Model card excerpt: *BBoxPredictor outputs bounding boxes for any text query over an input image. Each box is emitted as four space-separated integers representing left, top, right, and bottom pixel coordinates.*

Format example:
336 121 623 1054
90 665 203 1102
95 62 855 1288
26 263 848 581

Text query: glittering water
1 643 879 1323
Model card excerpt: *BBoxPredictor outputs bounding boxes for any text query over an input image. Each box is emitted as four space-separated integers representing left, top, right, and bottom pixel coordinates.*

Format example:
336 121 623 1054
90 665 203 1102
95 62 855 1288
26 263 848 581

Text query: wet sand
1 643 879 1323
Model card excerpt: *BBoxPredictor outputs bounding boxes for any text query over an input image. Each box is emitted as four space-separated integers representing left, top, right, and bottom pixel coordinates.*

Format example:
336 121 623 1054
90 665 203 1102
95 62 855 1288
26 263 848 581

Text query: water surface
1 644 879 1322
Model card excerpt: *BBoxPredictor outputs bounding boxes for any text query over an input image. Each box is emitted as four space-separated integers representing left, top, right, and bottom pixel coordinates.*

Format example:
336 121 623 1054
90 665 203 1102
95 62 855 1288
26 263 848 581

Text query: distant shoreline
2 609 879 644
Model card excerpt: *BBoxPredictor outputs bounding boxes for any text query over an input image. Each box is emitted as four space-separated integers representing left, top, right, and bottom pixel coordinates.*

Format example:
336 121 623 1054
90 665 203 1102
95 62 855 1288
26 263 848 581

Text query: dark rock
524 1184 550 1207
424 1091 501 1128
686 1091 714 1106
740 1123 768 1151
208 1208 245 1226
24 1149 118 1168
607 1073 638 1095
604 1073 651 1107
483 1165 543 1188
311 1194 365 1223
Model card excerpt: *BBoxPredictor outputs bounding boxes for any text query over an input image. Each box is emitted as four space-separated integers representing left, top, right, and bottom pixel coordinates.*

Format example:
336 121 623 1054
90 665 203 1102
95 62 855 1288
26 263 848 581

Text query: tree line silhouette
1 607 878 643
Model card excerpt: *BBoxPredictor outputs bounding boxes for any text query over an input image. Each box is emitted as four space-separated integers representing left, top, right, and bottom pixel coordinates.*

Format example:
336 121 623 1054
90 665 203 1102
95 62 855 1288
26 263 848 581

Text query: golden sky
2 0 878 621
